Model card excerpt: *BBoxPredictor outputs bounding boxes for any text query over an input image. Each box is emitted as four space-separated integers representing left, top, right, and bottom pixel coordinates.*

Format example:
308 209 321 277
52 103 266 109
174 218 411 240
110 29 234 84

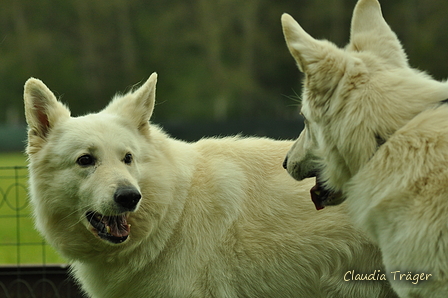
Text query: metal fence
0 166 83 298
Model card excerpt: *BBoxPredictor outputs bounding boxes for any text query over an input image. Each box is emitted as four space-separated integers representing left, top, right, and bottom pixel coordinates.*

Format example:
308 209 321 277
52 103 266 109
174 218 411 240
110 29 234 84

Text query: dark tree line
1 0 448 125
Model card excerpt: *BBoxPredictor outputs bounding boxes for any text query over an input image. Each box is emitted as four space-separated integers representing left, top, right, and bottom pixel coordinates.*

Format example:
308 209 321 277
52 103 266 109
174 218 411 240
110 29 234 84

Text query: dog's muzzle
86 186 141 244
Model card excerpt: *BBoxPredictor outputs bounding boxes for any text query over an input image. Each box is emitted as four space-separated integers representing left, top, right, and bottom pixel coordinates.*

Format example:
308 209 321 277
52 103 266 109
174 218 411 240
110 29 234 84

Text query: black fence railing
0 166 83 298
0 265 82 298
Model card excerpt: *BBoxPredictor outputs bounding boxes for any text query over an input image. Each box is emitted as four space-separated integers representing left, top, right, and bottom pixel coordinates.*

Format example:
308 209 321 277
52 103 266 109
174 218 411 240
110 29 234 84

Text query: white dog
282 0 448 297
24 73 397 297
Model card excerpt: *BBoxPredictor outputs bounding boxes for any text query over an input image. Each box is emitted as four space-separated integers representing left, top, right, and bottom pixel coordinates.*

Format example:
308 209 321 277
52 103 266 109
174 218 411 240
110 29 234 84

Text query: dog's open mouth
310 175 343 210
86 211 130 244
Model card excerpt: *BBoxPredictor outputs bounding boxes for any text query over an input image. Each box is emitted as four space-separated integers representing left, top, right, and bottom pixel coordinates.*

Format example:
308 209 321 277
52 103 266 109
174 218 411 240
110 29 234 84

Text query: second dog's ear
349 0 408 67
281 13 317 73
105 72 157 133
281 13 344 75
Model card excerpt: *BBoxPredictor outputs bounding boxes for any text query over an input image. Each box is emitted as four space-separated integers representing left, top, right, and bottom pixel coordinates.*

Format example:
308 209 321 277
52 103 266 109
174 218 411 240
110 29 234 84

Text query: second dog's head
282 0 448 209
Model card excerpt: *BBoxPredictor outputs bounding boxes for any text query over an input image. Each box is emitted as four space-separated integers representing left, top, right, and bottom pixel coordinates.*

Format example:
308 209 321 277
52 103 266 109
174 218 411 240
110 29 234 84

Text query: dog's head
282 0 448 209
25 73 161 252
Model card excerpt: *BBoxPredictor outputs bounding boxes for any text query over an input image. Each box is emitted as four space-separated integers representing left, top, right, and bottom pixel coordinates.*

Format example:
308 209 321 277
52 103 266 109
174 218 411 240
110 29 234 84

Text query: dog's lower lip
310 175 332 210
310 183 326 210
310 176 344 210
86 211 130 244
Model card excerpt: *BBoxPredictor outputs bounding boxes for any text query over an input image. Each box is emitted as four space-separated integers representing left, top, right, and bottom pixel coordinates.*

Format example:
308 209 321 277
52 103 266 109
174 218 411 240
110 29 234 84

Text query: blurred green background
1 0 448 150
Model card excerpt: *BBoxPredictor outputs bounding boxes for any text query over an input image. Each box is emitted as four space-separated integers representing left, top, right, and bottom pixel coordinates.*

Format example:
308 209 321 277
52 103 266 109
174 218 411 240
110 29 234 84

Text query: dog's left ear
105 72 157 133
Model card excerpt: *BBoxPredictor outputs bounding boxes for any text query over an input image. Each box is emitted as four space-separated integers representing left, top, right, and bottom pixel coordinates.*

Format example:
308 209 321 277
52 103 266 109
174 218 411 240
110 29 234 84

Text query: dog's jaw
284 156 345 210
310 175 344 210
310 178 345 210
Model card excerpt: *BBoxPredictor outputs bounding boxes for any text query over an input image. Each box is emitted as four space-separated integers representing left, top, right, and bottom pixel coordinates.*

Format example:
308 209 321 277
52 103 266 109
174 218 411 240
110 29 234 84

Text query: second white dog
283 0 448 297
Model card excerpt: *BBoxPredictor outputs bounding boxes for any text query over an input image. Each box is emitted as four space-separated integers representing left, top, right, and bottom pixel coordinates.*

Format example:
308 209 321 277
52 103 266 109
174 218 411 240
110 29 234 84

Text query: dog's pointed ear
105 72 157 133
281 13 321 73
24 78 71 151
349 0 408 67
132 72 157 124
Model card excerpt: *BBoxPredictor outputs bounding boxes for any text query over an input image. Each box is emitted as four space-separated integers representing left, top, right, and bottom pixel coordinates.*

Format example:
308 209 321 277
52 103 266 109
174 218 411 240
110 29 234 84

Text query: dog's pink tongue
104 215 130 237
310 183 325 210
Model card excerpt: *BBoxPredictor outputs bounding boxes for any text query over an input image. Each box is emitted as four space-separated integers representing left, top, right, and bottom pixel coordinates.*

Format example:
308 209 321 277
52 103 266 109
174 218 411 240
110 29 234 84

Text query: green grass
0 152 67 265
0 152 27 167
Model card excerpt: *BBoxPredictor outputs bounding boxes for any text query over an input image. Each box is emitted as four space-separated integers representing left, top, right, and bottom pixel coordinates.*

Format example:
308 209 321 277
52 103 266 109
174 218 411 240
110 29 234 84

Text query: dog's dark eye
77 154 95 166
123 153 133 165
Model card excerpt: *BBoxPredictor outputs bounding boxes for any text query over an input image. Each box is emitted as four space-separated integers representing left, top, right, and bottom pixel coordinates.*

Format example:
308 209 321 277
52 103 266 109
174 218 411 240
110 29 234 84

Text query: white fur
283 0 448 297
24 73 396 297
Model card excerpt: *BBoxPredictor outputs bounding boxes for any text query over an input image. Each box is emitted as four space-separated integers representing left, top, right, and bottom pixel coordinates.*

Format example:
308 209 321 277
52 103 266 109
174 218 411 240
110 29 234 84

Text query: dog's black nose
283 156 288 170
114 186 141 211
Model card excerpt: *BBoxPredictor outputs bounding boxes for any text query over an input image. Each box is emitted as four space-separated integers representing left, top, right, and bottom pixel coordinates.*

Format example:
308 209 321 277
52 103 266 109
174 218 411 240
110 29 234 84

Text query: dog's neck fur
374 97 448 151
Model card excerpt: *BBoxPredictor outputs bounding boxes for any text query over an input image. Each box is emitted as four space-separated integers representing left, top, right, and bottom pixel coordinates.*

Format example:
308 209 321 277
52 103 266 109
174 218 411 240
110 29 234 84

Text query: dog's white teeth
314 190 321 196
106 225 111 234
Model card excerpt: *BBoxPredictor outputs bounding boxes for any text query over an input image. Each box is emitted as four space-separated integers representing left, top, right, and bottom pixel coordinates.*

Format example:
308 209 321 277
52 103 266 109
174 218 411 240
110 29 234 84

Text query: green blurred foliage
0 0 447 124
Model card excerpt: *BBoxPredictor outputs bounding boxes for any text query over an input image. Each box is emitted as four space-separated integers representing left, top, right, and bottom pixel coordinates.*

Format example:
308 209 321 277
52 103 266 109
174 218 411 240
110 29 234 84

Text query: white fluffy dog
24 73 396 297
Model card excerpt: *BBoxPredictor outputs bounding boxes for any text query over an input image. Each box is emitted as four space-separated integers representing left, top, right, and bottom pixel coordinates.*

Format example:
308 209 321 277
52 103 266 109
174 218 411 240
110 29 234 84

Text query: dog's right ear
24 78 71 152
281 13 343 74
